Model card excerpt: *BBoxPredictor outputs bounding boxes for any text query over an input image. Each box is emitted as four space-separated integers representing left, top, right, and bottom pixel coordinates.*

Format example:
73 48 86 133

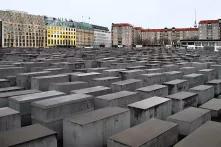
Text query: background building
75 22 94 47
92 25 111 48
133 27 142 46
45 17 76 47
112 23 133 47
0 10 46 48
199 19 220 40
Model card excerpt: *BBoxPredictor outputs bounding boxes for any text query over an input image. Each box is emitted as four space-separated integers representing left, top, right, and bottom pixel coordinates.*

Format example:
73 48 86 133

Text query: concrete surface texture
0 47 221 147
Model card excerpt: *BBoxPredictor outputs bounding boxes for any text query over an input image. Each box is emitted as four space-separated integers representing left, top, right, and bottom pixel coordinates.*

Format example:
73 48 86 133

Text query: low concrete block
108 119 178 147
166 91 198 114
139 73 165 86
0 124 57 147
9 91 65 126
198 69 216 83
200 98 221 118
136 84 168 99
120 69 145 80
167 107 211 136
163 79 189 95
31 94 94 141
49 81 89 94
95 91 139 109
164 71 183 82
92 76 120 86
0 67 25 78
0 107 21 132
183 73 204 88
211 64 221 78
174 121 221 147
189 85 214 105
207 79 221 97
102 69 126 77
111 79 143 92
180 67 197 75
71 86 112 97
0 79 10 88
63 107 130 147
0 89 41 108
31 74 69 91
70 72 101 83
128 96 172 126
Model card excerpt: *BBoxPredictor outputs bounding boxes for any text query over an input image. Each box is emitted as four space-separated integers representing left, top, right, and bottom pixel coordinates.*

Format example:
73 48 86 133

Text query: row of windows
48 27 75 31
47 35 75 39
48 39 75 45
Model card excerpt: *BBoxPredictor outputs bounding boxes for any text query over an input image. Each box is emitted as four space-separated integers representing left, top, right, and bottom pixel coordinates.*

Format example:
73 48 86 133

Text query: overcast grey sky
1 0 221 29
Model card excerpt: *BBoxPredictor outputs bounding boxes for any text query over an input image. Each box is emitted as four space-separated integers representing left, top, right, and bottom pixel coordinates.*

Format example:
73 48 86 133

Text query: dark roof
92 25 109 31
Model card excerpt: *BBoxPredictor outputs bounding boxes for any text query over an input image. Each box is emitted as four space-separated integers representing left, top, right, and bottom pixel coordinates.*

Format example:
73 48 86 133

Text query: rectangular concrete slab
0 107 21 132
9 91 65 126
183 73 204 88
31 74 70 91
200 98 221 118
189 85 214 105
49 81 89 94
166 91 198 114
108 119 178 147
207 79 221 97
63 107 130 147
163 79 189 95
0 89 41 108
0 124 57 147
95 91 139 108
111 79 143 92
174 121 221 147
136 84 168 99
71 86 112 97
128 96 172 126
92 76 120 86
167 107 211 136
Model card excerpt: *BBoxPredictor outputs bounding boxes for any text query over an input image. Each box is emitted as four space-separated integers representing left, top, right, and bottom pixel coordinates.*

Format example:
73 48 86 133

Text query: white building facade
92 25 111 48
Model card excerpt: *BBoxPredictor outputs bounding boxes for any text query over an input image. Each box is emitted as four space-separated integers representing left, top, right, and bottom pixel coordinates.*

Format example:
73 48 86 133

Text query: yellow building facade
47 26 76 47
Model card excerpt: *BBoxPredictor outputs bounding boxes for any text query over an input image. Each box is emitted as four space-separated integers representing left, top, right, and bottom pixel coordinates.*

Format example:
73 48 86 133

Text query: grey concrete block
111 79 143 92
128 96 172 126
136 84 168 99
174 121 221 147
0 90 41 108
49 81 89 94
139 73 166 86
207 79 221 97
0 124 57 147
95 91 139 109
0 107 21 132
72 86 112 97
166 91 198 114
183 73 204 88
189 85 214 105
108 119 178 147
70 72 101 83
63 107 130 147
200 98 221 118
92 76 120 86
164 71 183 82
9 91 65 126
198 69 216 83
103 69 126 77
180 67 197 75
31 74 70 91
120 70 145 80
163 79 189 95
167 107 211 136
